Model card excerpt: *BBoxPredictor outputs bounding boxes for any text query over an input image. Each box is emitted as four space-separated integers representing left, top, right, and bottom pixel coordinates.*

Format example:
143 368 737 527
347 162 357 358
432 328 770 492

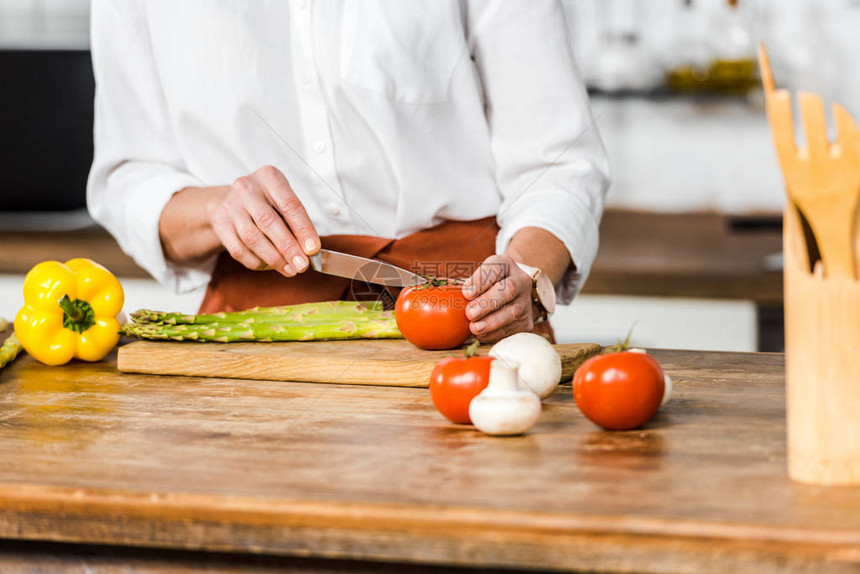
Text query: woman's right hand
209 165 321 277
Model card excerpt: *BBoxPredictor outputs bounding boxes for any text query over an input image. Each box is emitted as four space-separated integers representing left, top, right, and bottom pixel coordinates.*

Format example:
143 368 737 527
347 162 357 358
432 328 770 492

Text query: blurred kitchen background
2 0 859 351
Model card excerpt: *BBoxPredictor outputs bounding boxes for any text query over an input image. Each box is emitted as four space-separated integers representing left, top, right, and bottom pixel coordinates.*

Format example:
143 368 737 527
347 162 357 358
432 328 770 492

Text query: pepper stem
59 294 97 334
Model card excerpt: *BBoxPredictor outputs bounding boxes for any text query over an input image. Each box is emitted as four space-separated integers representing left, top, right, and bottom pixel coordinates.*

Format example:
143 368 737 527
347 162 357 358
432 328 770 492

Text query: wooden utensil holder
784 206 860 485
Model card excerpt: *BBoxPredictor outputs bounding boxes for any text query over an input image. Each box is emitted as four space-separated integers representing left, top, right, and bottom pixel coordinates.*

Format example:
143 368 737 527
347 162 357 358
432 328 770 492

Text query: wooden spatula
759 43 860 280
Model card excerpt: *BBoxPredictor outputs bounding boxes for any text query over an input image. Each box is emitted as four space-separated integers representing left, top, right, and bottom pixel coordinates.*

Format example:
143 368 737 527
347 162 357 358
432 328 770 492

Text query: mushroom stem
469 360 542 436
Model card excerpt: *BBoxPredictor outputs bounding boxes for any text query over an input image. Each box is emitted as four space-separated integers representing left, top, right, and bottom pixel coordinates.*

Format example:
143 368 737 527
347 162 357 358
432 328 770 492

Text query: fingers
466 266 525 322
233 210 297 275
466 255 534 341
211 166 319 277
463 254 510 300
258 166 321 257
473 299 533 342
210 207 268 272
245 196 306 274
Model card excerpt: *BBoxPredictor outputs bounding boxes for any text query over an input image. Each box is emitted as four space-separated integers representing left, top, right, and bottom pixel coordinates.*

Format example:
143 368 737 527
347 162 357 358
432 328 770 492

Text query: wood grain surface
117 339 600 387
783 207 860 485
0 540 526 574
0 228 148 278
2 348 860 572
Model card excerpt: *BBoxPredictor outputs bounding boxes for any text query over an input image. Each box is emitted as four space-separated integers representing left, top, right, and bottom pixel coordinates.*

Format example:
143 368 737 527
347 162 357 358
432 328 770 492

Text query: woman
87 0 609 342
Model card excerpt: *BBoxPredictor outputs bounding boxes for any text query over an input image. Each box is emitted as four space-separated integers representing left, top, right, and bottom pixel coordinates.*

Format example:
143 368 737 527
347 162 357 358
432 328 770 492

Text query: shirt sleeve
466 0 610 304
87 0 214 293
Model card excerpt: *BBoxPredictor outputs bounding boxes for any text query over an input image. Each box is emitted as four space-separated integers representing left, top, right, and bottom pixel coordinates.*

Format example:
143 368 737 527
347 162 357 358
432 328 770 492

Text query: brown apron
199 217 554 340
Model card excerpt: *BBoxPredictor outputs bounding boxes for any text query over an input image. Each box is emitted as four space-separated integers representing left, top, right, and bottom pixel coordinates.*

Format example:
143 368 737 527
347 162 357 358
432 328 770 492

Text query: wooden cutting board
117 339 600 387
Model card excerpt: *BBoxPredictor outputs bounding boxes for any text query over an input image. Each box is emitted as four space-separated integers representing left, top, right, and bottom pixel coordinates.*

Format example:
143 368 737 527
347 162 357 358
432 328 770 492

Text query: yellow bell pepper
15 258 124 366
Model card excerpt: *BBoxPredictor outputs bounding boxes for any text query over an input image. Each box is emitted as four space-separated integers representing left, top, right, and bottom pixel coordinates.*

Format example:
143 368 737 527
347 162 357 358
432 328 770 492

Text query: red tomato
430 355 494 424
395 281 471 350
572 351 665 430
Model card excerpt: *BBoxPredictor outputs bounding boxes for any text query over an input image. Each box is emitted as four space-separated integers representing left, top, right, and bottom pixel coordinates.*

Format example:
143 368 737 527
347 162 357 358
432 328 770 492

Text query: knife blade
309 249 427 287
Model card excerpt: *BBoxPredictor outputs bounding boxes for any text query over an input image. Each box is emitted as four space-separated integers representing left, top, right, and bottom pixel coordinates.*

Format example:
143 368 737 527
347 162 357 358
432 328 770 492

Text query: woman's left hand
462 254 534 342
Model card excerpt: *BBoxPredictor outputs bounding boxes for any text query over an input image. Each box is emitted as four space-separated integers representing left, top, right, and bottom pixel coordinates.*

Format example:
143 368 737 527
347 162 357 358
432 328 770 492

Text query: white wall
565 0 860 214
0 0 89 48
566 0 860 113
554 295 756 352
593 95 785 214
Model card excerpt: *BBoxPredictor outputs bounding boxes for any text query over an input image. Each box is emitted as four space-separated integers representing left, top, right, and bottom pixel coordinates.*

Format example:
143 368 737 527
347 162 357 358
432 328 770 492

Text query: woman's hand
462 254 535 342
209 165 321 277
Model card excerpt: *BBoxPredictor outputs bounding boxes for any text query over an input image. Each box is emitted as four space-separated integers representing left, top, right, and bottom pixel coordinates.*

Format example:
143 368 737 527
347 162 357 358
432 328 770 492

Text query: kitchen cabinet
0 343 857 573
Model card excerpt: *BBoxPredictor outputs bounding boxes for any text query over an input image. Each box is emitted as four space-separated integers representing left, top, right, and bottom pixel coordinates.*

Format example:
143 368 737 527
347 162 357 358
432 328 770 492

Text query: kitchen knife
309 249 427 287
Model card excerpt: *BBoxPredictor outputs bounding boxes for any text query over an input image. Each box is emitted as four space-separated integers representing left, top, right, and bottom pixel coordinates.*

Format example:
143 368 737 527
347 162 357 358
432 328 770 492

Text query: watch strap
514 262 551 323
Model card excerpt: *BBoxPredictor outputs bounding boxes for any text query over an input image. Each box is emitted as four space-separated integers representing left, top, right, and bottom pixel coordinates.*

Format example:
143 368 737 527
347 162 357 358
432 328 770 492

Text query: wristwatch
515 262 557 324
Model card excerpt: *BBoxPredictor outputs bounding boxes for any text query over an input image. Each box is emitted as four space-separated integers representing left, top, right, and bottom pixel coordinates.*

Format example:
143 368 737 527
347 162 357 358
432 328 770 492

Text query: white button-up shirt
87 0 609 303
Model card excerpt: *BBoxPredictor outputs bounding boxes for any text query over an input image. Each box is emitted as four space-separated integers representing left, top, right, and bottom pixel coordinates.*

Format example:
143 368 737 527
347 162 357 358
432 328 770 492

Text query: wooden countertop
0 226 149 279
1 340 858 573
582 210 783 304
0 210 783 303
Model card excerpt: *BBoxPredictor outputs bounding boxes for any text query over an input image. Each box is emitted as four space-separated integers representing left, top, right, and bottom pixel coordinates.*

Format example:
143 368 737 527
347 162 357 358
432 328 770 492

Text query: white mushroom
628 348 672 406
469 359 542 436
489 332 561 400
661 373 673 407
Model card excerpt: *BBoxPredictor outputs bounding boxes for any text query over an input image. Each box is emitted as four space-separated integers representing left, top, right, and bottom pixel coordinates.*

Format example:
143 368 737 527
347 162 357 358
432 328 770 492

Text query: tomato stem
603 322 637 354
463 339 480 358
413 276 466 290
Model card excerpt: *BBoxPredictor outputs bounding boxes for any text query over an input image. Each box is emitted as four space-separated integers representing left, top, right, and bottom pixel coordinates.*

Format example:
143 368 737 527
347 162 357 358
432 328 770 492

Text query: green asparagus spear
0 333 22 370
130 300 385 325
129 309 392 329
121 318 401 342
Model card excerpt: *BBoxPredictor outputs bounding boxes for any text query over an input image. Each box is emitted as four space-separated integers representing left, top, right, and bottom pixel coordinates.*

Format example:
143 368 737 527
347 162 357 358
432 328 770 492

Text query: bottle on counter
665 0 758 96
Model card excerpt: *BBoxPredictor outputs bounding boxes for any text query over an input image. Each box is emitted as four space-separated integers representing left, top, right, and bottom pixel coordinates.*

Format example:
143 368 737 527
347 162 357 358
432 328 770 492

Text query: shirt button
297 0 308 9
301 72 313 86
313 141 327 154
325 202 342 217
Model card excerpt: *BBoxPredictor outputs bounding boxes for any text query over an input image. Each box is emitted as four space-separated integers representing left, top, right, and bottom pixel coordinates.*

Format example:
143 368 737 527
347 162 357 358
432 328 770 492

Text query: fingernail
473 321 486 332
462 286 473 298
293 255 307 272
283 264 296 277
304 238 320 254
467 306 478 320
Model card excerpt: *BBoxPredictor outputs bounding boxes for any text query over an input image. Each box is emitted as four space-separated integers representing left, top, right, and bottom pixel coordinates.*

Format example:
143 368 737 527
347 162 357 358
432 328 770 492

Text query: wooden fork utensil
759 43 860 280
